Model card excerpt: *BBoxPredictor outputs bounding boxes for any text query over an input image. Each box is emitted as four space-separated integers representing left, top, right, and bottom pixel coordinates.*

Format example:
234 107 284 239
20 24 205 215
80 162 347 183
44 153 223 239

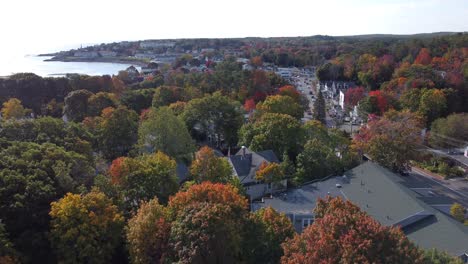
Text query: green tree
257 95 304 119
139 107 195 161
182 92 244 147
170 202 243 264
295 139 341 183
97 106 139 160
63 89 93 122
423 248 464 264
0 141 94 262
120 88 155 114
49 190 124 264
238 113 303 158
0 223 17 263
429 113 468 148
450 203 466 223
0 117 94 159
126 198 171 264
244 207 295 264
110 152 179 207
313 90 326 124
190 146 233 183
152 86 182 108
418 89 447 125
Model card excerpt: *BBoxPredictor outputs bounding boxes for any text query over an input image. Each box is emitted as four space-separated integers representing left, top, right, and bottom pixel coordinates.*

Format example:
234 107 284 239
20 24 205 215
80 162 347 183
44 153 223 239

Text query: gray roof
229 154 252 177
253 161 468 256
176 162 189 183
228 148 279 184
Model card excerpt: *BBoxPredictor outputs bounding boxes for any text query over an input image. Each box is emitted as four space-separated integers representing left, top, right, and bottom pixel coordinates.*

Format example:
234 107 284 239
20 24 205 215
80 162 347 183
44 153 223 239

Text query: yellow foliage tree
49 190 124 264
1 98 28 120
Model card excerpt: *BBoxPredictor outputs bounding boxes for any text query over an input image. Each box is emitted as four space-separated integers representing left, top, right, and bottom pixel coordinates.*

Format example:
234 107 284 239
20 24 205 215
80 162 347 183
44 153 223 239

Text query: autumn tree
63 89 93 122
1 98 29 120
313 90 326 124
190 146 233 183
450 203 466 223
257 95 304 119
168 101 187 116
49 190 124 264
281 197 425 264
244 98 256 112
344 86 365 108
152 86 182 108
353 110 424 171
250 56 263 67
126 198 171 264
168 182 248 216
138 107 195 161
109 151 179 207
255 161 284 185
414 48 432 65
87 92 118 116
238 113 303 158
170 202 243 263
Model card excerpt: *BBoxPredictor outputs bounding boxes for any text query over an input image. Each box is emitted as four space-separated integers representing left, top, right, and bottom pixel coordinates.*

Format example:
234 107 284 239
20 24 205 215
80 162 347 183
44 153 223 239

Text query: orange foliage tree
281 197 424 264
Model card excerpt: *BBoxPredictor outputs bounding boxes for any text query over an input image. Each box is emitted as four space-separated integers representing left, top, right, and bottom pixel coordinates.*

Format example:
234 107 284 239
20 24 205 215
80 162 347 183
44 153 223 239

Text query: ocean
0 55 139 77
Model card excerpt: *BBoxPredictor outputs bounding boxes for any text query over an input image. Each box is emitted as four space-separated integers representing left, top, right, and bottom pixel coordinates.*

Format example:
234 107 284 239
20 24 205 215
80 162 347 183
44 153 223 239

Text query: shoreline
43 56 149 67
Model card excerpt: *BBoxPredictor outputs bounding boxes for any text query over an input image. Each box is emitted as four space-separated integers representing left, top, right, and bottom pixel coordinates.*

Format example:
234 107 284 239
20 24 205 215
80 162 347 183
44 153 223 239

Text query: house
73 51 99 58
252 161 468 260
98 50 117 57
228 147 287 200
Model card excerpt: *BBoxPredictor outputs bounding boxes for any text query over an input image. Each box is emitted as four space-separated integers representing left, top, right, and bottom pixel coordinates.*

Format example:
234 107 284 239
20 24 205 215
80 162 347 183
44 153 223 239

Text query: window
302 218 313 229
267 183 272 189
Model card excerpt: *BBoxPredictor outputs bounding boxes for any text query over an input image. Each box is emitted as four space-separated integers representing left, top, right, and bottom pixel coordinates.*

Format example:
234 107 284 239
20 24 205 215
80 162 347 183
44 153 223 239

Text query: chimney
241 146 246 158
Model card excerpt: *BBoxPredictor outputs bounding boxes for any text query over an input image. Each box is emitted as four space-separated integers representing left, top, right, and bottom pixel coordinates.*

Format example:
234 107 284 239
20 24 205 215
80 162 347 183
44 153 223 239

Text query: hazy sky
1 0 467 55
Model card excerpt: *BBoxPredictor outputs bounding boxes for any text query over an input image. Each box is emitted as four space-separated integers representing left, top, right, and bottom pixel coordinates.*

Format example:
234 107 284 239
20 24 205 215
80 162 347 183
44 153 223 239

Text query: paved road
409 167 468 208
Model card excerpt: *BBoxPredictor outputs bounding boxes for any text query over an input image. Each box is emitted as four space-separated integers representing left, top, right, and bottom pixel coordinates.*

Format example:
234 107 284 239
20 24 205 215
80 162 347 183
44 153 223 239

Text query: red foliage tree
368 90 389 114
108 157 128 185
414 48 432 65
281 197 424 264
344 86 365 107
244 98 256 112
278 85 301 102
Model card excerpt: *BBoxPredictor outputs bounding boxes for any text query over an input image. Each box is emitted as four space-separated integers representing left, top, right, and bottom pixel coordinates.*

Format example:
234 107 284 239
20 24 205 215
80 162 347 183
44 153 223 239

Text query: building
253 161 468 260
73 51 99 58
140 41 176 49
98 50 117 57
228 147 287 200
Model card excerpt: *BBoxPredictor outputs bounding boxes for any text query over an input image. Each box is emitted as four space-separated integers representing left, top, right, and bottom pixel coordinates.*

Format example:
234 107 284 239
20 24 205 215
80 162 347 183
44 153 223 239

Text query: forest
0 33 467 263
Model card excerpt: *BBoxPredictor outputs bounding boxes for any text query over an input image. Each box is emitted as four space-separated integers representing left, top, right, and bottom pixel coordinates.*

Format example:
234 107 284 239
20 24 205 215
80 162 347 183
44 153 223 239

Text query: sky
0 0 467 56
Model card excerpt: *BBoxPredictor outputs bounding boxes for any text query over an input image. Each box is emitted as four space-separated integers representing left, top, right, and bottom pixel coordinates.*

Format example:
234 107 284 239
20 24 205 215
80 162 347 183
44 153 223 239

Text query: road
409 167 468 208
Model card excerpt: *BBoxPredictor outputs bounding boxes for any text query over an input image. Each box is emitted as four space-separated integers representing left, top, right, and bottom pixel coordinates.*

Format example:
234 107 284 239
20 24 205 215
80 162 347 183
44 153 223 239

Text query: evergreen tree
313 90 326 125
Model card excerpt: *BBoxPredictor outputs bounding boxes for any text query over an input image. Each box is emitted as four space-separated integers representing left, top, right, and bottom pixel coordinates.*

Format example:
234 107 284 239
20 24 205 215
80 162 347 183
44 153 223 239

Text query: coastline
44 56 149 67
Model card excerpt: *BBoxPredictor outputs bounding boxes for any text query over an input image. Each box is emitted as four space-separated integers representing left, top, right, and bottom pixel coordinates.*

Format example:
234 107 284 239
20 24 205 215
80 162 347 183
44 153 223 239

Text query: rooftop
253 161 468 256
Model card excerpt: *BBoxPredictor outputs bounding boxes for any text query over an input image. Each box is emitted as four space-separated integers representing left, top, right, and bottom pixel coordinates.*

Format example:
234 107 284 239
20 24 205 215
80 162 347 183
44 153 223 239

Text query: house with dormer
228 147 287 200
